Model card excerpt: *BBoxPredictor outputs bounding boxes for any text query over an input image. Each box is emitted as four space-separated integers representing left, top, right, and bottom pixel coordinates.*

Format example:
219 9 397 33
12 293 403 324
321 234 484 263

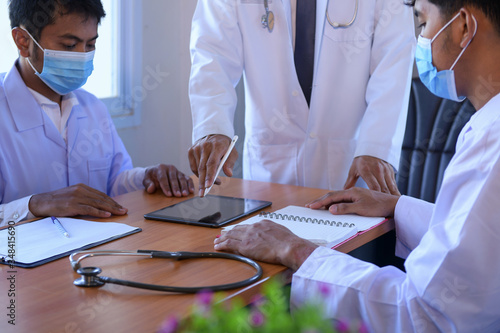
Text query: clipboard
0 218 141 268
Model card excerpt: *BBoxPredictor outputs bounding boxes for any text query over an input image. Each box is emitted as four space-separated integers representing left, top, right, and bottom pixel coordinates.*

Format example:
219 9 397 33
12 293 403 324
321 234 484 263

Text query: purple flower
158 316 179 333
196 289 214 307
249 310 265 327
335 319 350 332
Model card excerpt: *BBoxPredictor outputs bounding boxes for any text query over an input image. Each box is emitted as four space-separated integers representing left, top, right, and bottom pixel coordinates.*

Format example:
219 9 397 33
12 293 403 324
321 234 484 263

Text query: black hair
404 0 500 34
8 0 106 39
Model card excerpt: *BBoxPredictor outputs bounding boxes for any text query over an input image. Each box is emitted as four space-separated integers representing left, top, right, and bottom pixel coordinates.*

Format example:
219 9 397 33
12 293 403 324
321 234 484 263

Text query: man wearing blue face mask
0 0 194 227
214 0 500 330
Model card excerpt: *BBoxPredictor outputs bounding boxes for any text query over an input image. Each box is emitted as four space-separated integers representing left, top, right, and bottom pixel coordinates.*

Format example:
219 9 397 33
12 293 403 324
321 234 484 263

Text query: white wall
117 0 198 175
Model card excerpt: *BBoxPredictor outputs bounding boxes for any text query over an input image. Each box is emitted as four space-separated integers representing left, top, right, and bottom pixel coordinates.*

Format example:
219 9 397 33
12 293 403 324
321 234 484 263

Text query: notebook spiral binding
258 212 356 228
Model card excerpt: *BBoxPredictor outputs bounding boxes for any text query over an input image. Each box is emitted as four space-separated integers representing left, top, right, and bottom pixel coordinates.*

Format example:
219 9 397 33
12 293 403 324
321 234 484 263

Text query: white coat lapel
66 104 87 157
4 65 66 149
314 0 328 77
281 0 293 45
41 113 66 149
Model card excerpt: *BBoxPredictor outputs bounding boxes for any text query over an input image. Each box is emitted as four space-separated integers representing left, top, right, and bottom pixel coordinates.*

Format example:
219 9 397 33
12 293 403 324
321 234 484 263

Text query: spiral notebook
223 205 387 248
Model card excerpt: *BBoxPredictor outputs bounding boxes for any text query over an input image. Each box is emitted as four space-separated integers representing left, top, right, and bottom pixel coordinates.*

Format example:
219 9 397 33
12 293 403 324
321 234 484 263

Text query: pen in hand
203 135 238 197
51 216 70 238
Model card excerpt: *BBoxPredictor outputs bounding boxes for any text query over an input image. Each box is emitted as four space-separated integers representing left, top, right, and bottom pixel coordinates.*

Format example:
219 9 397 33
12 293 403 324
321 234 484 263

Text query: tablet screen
144 195 272 228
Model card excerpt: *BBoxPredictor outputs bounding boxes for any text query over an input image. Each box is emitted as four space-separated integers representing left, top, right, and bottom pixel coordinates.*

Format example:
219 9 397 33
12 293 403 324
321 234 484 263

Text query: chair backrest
397 78 476 203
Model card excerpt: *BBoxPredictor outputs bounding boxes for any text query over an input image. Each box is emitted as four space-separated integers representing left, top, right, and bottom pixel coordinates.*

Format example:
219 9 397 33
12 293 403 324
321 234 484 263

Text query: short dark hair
9 0 106 39
404 0 500 34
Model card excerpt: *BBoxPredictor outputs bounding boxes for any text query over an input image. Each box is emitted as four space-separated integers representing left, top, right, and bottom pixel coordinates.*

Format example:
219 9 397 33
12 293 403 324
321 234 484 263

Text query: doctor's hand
143 164 195 197
214 220 318 271
344 156 400 195
306 187 400 218
188 134 238 197
29 184 128 218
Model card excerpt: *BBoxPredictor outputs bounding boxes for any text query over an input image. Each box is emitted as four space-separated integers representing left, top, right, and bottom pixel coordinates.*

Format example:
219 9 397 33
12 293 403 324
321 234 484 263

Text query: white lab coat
190 0 415 190
291 94 500 332
0 63 144 226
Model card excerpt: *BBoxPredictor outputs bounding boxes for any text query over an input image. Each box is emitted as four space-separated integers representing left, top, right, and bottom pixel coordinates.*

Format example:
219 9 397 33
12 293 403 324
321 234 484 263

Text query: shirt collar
467 93 500 134
26 87 79 109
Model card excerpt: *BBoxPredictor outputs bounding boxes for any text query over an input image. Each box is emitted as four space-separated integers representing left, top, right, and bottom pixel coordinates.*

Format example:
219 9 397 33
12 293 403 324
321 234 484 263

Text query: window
0 0 142 128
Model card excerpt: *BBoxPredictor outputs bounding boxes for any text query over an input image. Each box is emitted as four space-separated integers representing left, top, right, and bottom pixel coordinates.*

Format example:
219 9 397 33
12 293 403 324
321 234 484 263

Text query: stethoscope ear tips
74 266 105 288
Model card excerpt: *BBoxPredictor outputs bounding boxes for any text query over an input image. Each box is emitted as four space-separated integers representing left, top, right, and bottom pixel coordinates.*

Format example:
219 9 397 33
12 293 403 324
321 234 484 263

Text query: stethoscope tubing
70 250 263 293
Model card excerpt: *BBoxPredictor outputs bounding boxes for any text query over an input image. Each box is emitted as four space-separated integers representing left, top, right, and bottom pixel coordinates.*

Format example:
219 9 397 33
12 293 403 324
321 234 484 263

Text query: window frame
100 0 143 129
0 1 142 128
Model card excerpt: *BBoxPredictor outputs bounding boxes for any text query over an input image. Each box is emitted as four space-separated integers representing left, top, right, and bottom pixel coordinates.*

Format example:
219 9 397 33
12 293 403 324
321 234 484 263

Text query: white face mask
22 28 95 95
415 12 477 102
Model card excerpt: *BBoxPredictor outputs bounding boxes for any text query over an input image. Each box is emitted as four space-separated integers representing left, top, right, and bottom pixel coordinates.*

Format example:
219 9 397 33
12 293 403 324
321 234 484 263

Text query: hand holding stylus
188 135 239 197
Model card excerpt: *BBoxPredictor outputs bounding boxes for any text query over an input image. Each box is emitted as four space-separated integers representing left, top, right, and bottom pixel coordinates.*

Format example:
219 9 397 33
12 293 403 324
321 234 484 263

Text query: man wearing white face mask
0 0 194 227
214 0 500 330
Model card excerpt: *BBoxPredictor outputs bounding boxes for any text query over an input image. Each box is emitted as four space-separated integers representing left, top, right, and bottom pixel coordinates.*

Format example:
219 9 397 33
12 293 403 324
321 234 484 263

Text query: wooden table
1 178 393 332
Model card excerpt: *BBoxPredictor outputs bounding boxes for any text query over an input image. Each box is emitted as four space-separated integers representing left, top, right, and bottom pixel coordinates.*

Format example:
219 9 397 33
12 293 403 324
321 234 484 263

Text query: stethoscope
70 250 263 293
261 0 359 33
326 0 359 28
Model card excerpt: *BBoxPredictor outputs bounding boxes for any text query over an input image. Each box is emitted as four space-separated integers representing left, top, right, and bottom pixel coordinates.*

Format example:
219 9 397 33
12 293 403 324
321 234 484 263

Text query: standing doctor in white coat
189 0 415 196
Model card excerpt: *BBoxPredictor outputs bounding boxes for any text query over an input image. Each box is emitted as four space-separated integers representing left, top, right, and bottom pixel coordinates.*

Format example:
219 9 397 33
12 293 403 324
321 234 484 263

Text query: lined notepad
223 206 386 248
0 217 141 267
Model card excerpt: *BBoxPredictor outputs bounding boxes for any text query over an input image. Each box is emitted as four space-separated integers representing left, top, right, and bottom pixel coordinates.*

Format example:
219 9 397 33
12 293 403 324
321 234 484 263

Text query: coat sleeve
104 114 135 196
0 196 33 227
189 0 244 143
291 118 500 332
353 0 416 170
394 195 435 259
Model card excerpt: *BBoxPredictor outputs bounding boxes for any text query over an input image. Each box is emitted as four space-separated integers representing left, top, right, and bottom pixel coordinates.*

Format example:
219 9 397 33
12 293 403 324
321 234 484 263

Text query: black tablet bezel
143 195 272 228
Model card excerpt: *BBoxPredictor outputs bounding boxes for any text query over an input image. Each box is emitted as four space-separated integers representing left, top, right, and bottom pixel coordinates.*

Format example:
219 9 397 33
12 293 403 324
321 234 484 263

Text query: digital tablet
144 195 272 228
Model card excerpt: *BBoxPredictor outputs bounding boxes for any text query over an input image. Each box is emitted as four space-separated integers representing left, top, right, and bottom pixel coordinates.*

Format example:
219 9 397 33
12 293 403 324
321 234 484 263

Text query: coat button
309 132 317 139
292 90 299 97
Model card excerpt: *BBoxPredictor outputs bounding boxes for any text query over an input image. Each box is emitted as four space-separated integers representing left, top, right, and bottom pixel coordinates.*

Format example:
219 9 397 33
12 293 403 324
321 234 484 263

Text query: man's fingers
363 173 382 193
307 191 350 209
222 150 239 178
85 195 128 215
143 176 156 194
177 173 191 196
204 152 221 189
188 135 234 196
343 173 358 190
69 184 125 211
188 149 200 177
165 167 182 197
214 237 242 254
198 150 210 196
187 177 195 194
328 202 359 215
388 181 401 196
384 167 400 195
76 205 113 218
29 184 127 218
81 184 126 209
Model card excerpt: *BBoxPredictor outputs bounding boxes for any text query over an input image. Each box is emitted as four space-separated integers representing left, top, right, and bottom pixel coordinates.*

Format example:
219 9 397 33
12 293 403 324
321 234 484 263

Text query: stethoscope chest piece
74 266 105 287
262 10 275 33
261 0 274 33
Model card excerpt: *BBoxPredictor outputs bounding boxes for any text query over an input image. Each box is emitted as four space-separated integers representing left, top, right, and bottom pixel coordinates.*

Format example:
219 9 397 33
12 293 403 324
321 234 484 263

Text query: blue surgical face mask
415 12 477 102
23 28 95 95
